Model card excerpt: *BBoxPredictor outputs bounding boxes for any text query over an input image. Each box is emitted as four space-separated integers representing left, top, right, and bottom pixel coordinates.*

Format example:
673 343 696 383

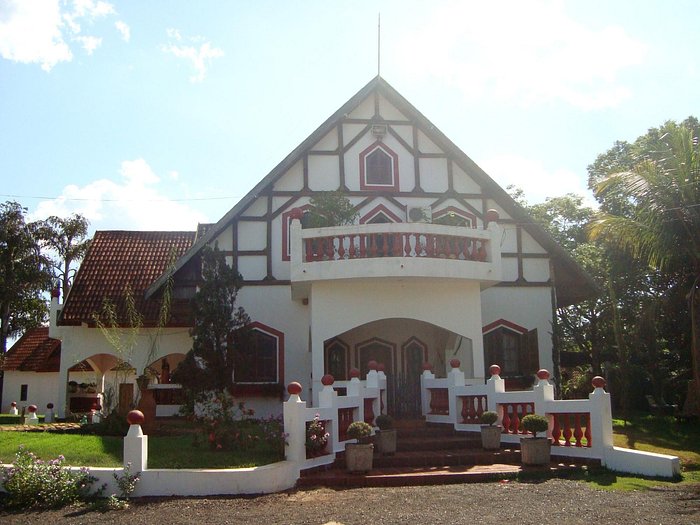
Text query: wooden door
118 383 134 415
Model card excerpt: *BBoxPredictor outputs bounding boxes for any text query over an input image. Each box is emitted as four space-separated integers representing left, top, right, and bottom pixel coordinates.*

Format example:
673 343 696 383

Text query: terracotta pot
345 443 374 473
480 425 502 450
520 437 551 465
376 429 397 455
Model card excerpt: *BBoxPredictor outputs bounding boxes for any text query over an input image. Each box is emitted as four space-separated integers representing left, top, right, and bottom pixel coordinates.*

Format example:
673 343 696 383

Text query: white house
2 76 595 419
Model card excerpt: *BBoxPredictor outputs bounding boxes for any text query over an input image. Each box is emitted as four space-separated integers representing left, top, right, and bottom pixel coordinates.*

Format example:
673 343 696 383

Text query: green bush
375 414 394 430
1 446 102 509
347 421 373 442
480 411 498 426
521 414 549 438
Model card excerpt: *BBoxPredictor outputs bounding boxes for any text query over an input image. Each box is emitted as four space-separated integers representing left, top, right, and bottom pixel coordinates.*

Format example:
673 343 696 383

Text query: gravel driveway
2 479 699 524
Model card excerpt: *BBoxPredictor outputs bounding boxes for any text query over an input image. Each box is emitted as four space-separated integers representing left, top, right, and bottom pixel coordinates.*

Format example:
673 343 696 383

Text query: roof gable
147 76 596 305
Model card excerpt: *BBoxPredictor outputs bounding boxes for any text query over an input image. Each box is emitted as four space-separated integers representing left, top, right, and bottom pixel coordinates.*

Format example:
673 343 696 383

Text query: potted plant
305 414 329 457
345 421 374 473
520 414 551 465
68 381 78 394
375 414 397 455
480 411 501 450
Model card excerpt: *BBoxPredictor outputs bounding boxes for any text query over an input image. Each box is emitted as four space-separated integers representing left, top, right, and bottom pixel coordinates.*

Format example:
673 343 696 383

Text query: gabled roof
2 327 61 372
59 230 196 326
146 76 596 306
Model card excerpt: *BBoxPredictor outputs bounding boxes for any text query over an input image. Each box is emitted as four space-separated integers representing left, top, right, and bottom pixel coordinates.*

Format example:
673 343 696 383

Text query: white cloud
114 20 129 42
0 0 121 71
479 153 596 206
162 28 224 83
30 158 210 231
393 0 647 110
0 0 72 71
74 34 101 55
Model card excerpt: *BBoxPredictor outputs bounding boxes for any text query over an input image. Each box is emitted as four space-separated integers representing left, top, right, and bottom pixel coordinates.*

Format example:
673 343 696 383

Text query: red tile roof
2 327 61 372
59 230 196 326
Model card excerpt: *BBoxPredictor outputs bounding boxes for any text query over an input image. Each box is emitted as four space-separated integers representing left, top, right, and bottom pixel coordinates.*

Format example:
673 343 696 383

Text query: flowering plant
305 414 329 453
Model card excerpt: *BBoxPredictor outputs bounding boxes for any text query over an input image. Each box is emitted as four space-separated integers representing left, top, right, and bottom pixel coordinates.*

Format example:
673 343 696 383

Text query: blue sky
0 0 698 234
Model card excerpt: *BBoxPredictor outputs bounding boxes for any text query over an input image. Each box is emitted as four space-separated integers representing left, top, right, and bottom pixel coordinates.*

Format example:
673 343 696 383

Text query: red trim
433 206 476 227
401 336 428 376
359 203 403 224
482 319 528 335
236 321 285 386
359 141 400 192
281 204 312 262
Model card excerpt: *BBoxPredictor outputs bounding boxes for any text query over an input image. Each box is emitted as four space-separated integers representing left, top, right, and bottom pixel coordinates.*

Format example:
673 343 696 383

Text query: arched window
324 339 348 380
234 322 284 384
482 319 538 379
433 207 476 228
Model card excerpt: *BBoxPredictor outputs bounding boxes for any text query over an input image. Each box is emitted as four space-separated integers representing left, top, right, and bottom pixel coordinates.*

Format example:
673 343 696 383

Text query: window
359 204 402 224
325 339 348 380
20 384 28 401
234 323 284 383
483 321 538 378
359 142 399 191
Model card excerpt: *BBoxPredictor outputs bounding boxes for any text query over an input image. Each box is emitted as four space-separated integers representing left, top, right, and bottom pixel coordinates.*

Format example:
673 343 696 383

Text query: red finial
27 405 37 413
287 382 303 395
349 368 361 378
367 360 378 371
47 403 54 409
489 364 501 376
321 374 335 386
422 362 433 371
10 401 17 407
289 207 304 220
51 286 60 299
449 358 461 369
377 363 385 372
485 209 500 225
127 410 145 425
536 369 551 380
592 376 606 389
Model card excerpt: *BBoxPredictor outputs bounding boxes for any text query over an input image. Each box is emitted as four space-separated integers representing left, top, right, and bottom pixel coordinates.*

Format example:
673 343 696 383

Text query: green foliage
171 244 250 393
521 414 549 438
80 411 129 436
303 191 358 228
375 414 394 430
0 446 101 510
347 421 373 441
480 411 498 426
0 201 53 353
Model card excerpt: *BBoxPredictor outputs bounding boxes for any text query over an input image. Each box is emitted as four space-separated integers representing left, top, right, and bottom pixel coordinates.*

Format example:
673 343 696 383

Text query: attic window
360 141 399 191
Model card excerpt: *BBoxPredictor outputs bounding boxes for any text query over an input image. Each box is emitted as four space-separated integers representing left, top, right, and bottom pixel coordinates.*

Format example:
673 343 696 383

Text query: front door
118 383 134 415
396 339 425 418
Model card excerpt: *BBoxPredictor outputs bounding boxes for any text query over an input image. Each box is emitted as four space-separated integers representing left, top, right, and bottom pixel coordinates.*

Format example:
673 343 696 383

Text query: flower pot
376 429 397 455
520 437 551 466
345 443 374 473
480 425 502 450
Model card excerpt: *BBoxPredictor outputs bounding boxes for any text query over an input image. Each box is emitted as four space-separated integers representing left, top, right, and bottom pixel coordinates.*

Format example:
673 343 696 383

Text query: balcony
290 220 502 300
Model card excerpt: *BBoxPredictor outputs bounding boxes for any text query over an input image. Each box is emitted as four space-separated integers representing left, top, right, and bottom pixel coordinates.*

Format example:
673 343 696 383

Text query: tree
303 191 358 228
172 244 250 394
588 119 700 414
36 214 90 300
0 202 52 355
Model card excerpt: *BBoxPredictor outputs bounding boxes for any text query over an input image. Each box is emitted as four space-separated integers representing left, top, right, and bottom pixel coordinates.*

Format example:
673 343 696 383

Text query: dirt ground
2 478 699 525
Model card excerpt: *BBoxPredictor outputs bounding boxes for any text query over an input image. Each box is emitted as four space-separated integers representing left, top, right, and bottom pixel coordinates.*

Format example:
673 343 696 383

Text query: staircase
298 420 598 488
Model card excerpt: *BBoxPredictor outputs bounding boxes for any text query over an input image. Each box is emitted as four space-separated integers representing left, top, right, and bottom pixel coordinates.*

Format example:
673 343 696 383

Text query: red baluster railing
498 402 535 434
429 388 450 415
551 412 591 447
460 395 487 424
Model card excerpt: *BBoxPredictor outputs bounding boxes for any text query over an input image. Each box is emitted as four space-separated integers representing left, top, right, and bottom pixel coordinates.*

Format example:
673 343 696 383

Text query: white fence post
588 376 614 454
447 359 465 426
123 410 148 471
486 365 505 420
420 365 435 416
283 382 307 465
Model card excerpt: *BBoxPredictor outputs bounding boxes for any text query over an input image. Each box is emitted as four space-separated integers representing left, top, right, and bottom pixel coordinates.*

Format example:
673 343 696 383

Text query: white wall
1 371 59 414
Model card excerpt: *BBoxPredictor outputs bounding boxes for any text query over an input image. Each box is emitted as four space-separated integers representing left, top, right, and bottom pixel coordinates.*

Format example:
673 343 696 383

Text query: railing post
533 369 555 438
283 382 307 464
124 410 148 472
447 359 465 426
420 363 434 417
588 376 614 455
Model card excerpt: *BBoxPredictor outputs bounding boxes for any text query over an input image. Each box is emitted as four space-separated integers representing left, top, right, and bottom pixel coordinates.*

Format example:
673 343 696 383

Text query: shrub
480 411 498 426
375 414 394 430
1 446 101 509
521 414 549 438
347 421 373 443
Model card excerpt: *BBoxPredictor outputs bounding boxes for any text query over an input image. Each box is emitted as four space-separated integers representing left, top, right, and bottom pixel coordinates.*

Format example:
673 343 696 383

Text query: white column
124 423 148 472
283 387 307 465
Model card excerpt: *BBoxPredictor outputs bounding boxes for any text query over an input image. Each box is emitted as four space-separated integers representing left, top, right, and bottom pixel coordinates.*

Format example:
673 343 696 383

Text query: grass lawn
0 432 282 469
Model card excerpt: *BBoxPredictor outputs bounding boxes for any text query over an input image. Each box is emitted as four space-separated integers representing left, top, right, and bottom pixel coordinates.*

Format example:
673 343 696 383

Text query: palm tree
588 121 700 415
